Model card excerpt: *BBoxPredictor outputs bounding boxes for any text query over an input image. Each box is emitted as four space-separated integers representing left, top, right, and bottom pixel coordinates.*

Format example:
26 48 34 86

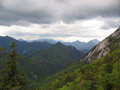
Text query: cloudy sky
0 0 120 42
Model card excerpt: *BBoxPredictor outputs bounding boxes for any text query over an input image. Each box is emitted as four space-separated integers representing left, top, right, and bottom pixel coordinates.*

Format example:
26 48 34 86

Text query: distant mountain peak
74 40 80 42
54 42 64 46
90 39 99 42
0 36 16 43
18 39 25 41
0 36 52 55
33 39 57 44
0 35 11 38
88 39 99 44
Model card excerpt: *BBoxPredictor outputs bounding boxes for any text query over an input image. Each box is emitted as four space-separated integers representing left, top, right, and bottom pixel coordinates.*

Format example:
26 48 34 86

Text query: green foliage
29 48 120 90
0 47 4 51
9 41 17 48
0 42 28 89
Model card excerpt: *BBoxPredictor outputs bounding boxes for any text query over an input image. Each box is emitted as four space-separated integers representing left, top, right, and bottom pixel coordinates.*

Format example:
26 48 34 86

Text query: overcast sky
0 0 120 42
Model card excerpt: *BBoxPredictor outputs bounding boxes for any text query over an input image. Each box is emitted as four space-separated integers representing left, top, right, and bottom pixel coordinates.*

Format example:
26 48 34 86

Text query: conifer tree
0 47 4 51
1 41 27 89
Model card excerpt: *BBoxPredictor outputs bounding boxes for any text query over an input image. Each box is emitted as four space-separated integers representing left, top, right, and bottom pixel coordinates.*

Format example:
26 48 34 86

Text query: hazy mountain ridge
0 36 52 55
0 36 99 55
26 38 99 53
63 39 99 53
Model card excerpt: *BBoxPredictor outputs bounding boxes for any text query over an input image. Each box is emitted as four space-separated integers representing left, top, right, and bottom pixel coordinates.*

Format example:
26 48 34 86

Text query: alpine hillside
22 42 84 80
29 27 120 90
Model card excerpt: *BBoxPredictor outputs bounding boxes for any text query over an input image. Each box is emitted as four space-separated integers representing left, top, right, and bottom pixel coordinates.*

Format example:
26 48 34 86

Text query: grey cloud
0 0 120 25
61 2 120 23
0 7 56 25
8 30 104 39
8 32 73 38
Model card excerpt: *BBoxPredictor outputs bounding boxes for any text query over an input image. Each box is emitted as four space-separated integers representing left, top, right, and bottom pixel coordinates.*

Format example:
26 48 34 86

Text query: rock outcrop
83 27 120 62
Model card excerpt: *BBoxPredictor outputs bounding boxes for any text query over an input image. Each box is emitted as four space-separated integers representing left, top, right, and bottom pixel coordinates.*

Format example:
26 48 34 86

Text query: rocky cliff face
83 27 120 62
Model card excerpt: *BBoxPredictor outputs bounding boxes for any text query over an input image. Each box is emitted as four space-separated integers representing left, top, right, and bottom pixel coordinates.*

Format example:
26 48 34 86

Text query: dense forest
31 48 120 90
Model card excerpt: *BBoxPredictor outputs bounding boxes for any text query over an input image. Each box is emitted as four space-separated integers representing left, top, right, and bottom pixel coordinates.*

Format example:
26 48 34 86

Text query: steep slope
83 27 120 62
19 42 84 80
26 27 120 90
35 48 120 90
0 36 52 55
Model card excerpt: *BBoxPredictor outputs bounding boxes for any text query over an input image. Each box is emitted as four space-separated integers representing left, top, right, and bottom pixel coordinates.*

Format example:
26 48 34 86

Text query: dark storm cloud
0 0 120 25
61 1 120 23
0 6 56 25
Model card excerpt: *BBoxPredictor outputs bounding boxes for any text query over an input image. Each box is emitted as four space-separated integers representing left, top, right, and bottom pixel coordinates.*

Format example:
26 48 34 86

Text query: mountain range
0 37 85 80
32 39 99 53
0 36 99 80
30 27 120 90
63 39 99 53
0 36 52 55
0 36 99 55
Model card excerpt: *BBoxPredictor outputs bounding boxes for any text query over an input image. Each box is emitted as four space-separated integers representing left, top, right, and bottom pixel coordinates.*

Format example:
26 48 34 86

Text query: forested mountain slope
21 42 84 80
26 27 120 90
36 47 120 90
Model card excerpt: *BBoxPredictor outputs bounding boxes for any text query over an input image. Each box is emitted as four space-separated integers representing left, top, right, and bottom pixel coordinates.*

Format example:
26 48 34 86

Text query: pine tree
0 47 4 51
1 41 27 89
